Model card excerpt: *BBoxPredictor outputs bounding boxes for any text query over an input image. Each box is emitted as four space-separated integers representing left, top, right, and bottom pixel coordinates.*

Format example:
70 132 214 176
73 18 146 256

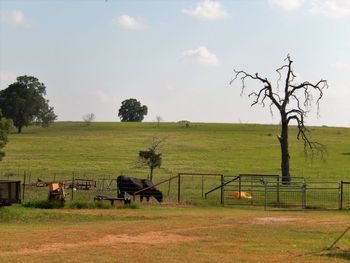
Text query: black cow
117 175 163 203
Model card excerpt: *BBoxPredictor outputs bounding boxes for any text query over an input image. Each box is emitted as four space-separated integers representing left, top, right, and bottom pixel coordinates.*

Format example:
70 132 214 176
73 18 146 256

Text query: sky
0 0 349 127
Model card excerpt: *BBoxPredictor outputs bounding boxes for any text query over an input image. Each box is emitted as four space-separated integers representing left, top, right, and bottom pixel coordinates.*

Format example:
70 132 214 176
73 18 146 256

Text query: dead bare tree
82 113 95 127
230 55 328 184
155 115 163 128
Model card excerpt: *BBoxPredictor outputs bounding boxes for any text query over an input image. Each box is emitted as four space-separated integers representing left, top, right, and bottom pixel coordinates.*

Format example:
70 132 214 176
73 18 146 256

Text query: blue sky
0 0 349 127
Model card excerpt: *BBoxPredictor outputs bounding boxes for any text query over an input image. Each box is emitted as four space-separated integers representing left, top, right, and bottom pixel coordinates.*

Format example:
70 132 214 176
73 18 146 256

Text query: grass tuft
22 200 65 209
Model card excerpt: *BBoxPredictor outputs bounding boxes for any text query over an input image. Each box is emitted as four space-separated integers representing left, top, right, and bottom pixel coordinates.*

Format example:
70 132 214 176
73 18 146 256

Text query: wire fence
220 174 347 210
0 170 349 209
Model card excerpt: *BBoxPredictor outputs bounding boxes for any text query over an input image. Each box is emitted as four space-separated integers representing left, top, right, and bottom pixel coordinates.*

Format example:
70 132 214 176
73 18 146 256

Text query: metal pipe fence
1 170 350 209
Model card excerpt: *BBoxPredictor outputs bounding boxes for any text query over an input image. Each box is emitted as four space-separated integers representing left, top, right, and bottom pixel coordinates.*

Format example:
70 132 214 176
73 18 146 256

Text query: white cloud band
114 15 148 31
182 0 229 21
181 46 219 66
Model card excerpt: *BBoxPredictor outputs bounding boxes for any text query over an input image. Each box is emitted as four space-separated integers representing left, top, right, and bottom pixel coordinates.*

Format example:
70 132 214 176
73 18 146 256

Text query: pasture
1 122 350 262
1 122 350 180
0 205 350 262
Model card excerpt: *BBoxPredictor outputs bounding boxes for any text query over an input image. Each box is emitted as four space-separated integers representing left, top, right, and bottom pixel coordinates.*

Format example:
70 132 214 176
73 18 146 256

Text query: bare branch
231 55 328 183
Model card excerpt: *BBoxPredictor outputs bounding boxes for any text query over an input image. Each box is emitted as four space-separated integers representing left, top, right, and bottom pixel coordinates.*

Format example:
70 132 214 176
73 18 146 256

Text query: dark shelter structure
0 180 21 206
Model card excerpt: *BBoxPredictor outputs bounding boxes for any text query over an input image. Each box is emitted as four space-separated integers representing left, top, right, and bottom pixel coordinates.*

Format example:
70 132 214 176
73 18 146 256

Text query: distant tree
118 98 148 122
178 120 191 128
0 75 57 133
155 115 163 128
82 113 95 126
230 55 327 184
0 110 13 161
138 137 165 181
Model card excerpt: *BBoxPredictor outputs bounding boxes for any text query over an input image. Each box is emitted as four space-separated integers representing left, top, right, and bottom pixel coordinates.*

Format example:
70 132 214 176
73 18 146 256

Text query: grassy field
0 205 350 263
1 122 350 262
1 122 350 181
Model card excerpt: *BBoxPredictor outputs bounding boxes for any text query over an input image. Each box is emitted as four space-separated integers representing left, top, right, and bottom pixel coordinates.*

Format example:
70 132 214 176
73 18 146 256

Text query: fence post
301 183 306 209
201 176 204 198
71 173 75 201
22 171 26 202
277 176 280 208
167 174 171 197
250 177 253 206
339 181 343 210
220 174 224 205
264 182 267 211
177 174 181 203
238 176 241 199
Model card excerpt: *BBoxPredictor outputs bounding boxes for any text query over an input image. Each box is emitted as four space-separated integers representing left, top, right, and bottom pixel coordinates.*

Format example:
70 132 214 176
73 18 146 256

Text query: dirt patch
254 216 300 224
99 232 199 244
0 231 202 256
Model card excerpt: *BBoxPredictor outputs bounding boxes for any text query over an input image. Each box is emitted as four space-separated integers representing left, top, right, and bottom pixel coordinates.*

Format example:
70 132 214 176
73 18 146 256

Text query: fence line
1 170 350 209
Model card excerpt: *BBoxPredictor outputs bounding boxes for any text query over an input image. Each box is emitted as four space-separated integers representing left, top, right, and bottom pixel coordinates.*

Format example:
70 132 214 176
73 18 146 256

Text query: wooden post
329 225 350 250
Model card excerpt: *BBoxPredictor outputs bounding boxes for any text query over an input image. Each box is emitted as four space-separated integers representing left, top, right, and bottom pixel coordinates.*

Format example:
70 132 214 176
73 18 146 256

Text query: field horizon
1 121 349 182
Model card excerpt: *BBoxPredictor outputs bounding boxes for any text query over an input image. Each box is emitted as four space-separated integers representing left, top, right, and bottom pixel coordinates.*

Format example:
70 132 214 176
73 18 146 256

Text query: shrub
23 200 64 209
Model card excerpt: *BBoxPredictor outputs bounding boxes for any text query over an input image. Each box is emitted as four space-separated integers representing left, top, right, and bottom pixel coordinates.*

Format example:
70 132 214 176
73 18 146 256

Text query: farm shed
0 180 21 206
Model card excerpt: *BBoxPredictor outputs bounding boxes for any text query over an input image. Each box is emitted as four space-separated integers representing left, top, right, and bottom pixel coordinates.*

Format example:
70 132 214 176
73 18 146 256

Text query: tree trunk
279 117 291 184
149 167 154 182
17 126 22 134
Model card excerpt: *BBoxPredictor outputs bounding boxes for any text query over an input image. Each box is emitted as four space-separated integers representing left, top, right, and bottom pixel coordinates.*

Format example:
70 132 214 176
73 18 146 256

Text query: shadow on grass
324 248 350 260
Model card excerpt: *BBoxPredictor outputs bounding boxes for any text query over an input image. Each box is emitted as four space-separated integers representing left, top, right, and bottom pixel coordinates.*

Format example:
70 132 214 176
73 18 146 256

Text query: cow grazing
117 175 163 203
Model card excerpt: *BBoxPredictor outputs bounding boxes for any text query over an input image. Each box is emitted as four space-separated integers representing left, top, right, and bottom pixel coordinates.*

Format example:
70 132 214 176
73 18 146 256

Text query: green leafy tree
0 110 13 161
0 75 57 133
118 98 148 122
138 137 165 181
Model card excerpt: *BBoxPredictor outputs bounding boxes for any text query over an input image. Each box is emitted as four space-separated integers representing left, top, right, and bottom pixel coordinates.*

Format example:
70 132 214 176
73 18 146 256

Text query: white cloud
181 46 219 66
114 15 148 31
182 0 229 21
0 10 31 27
0 71 17 88
310 0 350 18
268 0 304 10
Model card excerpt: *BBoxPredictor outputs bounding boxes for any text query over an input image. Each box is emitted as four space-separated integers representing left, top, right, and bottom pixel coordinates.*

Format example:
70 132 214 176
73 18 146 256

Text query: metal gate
341 181 350 210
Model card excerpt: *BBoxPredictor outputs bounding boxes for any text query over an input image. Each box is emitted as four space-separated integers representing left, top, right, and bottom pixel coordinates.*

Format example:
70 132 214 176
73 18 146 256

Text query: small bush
23 200 64 209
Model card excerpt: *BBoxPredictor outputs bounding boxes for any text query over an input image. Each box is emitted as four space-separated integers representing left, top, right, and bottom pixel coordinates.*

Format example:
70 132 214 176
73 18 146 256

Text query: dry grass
0 207 349 263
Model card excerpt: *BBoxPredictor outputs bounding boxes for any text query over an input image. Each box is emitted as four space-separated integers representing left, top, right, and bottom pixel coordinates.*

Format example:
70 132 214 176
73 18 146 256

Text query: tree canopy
118 98 148 122
0 110 13 161
138 137 164 181
0 75 57 133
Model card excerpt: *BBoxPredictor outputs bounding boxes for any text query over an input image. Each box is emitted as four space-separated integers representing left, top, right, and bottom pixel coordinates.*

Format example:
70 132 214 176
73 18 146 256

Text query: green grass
1 121 349 181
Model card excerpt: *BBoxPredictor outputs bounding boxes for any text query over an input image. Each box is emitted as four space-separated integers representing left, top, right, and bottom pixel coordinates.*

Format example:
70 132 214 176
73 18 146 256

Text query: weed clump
22 200 64 209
